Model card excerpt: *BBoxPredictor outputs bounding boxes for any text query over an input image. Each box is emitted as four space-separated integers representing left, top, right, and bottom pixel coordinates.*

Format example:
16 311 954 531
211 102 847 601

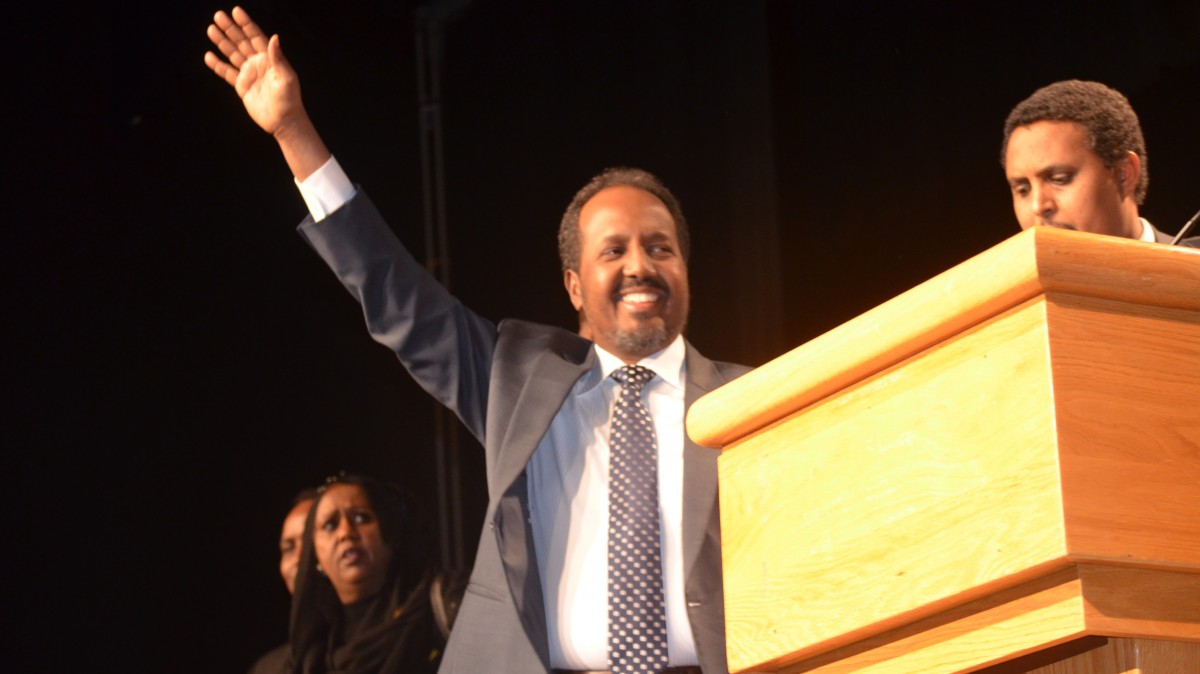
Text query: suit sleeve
296 189 495 442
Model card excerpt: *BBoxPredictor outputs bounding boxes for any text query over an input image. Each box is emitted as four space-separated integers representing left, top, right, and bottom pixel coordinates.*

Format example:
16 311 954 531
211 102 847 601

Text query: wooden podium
687 228 1200 674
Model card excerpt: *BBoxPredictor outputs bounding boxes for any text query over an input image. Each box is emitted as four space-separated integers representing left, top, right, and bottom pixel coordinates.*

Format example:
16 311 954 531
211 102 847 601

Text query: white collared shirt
527 336 695 669
1137 217 1156 243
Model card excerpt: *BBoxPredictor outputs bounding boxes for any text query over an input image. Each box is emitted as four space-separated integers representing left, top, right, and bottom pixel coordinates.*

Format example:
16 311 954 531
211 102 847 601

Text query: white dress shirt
1137 217 1156 243
527 337 696 669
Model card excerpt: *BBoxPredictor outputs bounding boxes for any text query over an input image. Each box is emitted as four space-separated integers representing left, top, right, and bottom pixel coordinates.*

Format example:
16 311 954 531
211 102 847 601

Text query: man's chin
606 324 673 359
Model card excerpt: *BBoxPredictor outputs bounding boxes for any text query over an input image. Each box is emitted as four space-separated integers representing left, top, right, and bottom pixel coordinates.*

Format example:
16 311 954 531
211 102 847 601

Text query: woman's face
312 483 393 605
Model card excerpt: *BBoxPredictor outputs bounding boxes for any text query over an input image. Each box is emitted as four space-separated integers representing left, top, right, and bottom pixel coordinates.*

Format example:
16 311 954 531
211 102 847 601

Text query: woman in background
287 473 444 674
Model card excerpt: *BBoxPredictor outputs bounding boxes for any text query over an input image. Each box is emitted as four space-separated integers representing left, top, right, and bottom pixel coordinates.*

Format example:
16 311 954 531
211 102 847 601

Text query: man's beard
586 275 689 357
602 317 685 357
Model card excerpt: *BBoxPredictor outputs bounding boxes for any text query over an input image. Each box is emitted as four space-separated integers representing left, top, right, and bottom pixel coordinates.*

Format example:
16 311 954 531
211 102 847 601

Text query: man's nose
1031 184 1055 223
624 246 654 277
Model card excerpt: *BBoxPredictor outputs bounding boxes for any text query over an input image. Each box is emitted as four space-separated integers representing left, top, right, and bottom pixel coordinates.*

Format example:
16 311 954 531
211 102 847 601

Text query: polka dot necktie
608 364 670 674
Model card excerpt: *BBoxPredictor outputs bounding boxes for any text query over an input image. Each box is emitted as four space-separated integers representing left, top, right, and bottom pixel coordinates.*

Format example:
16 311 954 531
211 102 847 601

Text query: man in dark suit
205 7 749 674
1001 79 1198 247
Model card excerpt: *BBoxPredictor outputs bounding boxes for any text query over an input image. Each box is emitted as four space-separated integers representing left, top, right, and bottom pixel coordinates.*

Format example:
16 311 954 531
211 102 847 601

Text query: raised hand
204 7 301 136
203 6 329 180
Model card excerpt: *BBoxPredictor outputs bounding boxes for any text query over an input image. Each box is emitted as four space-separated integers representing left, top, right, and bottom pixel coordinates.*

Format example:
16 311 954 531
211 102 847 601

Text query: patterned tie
608 364 670 674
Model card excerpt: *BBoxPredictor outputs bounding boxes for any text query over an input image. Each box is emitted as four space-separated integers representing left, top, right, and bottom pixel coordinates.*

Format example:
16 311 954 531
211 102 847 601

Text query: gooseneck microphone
1170 208 1200 246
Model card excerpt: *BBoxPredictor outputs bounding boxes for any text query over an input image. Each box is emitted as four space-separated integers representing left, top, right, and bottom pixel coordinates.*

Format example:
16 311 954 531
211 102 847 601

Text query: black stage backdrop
8 0 1198 670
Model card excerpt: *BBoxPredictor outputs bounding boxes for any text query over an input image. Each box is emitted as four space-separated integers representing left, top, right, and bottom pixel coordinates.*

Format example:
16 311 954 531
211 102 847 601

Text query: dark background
9 0 1198 670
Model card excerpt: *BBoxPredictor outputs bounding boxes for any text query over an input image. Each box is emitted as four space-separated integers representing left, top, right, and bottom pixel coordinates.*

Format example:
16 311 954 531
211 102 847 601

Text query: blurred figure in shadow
249 488 318 674
281 489 319 595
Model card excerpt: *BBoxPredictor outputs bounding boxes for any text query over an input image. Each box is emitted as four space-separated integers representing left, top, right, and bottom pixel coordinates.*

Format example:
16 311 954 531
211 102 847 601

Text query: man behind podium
1001 79 1198 247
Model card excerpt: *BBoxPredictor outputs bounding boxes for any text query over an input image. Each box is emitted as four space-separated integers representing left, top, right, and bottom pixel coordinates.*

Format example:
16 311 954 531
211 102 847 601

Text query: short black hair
557 167 690 272
1001 80 1148 204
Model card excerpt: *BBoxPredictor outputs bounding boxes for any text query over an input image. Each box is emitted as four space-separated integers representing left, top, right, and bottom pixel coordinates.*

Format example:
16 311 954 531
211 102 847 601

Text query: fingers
203 7 282 90
232 6 270 54
206 22 246 70
209 8 262 67
203 50 240 87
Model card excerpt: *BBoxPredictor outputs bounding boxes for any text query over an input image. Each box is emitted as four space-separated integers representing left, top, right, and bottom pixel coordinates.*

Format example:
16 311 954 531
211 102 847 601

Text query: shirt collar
1137 217 1156 243
592 334 686 392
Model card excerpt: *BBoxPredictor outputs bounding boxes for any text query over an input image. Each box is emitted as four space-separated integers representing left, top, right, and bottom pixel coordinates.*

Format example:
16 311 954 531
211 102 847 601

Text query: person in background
280 489 319 595
288 473 443 674
249 488 317 674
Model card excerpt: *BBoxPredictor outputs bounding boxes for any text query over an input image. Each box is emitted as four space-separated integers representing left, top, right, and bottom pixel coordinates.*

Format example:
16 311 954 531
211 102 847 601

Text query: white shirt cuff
295 156 356 222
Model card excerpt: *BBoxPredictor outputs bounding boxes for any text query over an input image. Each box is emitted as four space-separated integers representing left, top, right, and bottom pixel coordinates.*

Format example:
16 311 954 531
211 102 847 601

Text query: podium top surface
687 227 1200 448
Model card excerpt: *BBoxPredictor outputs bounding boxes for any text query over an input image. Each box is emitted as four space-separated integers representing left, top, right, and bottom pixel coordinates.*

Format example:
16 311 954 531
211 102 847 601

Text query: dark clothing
248 644 289 674
288 475 446 674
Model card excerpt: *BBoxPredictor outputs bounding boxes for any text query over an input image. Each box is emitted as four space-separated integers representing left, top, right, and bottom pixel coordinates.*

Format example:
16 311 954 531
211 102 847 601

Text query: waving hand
204 7 329 179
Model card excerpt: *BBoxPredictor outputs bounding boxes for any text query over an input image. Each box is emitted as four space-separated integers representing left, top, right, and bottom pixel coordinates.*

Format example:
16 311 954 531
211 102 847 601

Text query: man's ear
564 269 583 311
1116 151 1141 199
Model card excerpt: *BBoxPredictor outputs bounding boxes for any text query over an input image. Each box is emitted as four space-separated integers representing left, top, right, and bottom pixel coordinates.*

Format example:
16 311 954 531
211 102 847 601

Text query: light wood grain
705 230 1200 673
1111 638 1200 673
1010 638 1200 674
689 228 1200 450
1078 565 1200 640
720 298 1071 671
756 569 1091 674
1044 295 1200 569
732 566 1200 674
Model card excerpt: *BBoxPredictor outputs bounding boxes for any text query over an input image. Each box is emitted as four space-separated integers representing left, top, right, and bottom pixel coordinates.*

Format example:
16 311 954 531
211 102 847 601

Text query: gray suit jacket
298 190 749 674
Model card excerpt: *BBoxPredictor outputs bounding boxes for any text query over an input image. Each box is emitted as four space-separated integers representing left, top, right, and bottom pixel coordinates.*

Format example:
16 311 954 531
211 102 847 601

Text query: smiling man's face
564 185 689 363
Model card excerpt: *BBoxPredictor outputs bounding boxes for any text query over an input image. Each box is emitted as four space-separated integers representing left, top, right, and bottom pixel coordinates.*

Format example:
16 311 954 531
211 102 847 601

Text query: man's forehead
1006 120 1093 170
579 186 677 231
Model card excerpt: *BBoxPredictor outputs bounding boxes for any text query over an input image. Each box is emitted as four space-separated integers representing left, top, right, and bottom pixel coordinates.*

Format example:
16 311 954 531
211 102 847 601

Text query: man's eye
601 247 623 257
1013 185 1029 197
1050 173 1073 185
352 512 372 524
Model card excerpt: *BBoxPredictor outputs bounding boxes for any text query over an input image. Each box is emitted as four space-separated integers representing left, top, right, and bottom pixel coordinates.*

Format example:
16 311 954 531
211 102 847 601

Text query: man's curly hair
1001 80 1148 204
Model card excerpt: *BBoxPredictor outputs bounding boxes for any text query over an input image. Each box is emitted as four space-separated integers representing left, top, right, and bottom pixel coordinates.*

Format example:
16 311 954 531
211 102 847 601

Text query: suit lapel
680 343 726 580
494 347 596 495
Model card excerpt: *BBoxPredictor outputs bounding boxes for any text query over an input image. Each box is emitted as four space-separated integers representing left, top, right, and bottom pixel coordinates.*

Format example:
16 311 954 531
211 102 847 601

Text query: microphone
1170 208 1199 245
